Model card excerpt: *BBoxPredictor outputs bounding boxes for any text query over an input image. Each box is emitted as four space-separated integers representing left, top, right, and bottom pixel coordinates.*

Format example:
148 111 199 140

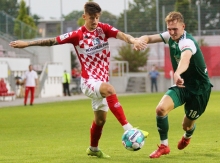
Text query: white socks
90 147 99 152
161 139 168 146
123 123 133 131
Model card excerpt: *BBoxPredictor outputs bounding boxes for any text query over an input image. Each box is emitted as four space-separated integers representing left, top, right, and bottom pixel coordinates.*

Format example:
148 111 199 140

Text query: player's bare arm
116 31 147 50
139 34 163 44
9 38 58 48
116 31 135 44
174 50 192 87
35 79 38 87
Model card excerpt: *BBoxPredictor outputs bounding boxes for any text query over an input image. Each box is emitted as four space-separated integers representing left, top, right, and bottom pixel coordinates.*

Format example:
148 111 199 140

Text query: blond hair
165 11 184 23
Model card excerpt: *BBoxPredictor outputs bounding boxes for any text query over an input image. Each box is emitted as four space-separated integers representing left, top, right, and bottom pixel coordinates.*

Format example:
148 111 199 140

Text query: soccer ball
122 128 145 151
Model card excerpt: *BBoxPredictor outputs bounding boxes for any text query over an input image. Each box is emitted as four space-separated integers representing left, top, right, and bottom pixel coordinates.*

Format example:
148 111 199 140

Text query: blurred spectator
75 68 81 94
63 70 71 96
149 65 159 93
71 68 78 79
15 76 24 98
23 65 38 105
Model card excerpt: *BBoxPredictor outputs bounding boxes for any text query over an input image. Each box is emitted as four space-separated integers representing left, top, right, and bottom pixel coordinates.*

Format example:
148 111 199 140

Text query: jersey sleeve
160 31 170 44
100 23 119 39
56 31 79 45
179 39 197 55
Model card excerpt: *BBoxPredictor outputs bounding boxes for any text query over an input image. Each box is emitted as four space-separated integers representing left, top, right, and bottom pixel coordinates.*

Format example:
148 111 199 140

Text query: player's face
83 13 101 31
29 65 33 71
167 20 185 42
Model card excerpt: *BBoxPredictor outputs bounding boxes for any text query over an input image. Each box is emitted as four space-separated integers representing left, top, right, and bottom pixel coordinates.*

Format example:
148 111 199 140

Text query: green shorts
165 86 212 120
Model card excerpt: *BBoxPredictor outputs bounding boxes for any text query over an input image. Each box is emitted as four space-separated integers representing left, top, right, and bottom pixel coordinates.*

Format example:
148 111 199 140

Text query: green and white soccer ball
122 128 145 151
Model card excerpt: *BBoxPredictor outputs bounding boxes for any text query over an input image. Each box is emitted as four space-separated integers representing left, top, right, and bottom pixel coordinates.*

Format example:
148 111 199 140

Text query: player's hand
133 38 148 51
9 40 28 48
174 72 185 88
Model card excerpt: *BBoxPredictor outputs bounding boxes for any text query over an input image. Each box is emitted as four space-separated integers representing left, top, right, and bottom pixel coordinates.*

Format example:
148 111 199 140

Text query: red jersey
56 22 119 82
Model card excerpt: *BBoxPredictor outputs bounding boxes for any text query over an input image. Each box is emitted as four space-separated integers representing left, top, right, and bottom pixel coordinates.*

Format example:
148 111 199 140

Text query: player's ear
182 23 185 29
82 14 86 20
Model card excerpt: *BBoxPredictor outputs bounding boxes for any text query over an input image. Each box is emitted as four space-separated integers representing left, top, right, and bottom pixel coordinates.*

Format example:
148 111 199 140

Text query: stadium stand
0 78 15 101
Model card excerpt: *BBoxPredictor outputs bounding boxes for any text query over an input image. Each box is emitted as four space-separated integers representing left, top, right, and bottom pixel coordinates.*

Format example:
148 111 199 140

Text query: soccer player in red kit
9 2 148 158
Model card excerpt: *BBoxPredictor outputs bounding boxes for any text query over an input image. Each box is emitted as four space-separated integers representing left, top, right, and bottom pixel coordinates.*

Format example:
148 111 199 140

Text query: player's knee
156 105 167 116
106 86 115 95
95 119 106 126
102 84 115 96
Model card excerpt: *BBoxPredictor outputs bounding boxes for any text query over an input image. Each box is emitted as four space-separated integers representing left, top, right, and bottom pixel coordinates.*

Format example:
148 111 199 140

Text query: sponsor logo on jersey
60 33 69 41
85 42 109 55
97 28 104 36
92 38 101 46
171 43 176 49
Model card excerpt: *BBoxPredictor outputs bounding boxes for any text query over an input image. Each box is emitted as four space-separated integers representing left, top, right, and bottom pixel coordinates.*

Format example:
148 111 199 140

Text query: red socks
90 94 130 147
106 94 128 126
90 121 103 147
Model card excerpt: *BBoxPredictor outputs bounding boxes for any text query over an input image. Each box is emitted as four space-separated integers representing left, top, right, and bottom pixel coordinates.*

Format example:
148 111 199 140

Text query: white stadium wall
0 58 30 71
40 63 63 98
51 44 72 76
40 77 63 98
0 63 8 78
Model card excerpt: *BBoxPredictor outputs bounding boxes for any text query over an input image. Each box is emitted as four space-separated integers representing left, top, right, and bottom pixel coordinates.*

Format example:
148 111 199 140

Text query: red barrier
164 46 220 78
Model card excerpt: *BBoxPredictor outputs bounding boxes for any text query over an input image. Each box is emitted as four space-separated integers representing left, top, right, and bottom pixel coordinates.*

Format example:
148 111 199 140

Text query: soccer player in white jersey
10 2 148 158
136 11 212 158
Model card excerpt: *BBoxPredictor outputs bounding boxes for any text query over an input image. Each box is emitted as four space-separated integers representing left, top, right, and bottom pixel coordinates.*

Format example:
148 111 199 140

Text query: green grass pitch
0 92 219 163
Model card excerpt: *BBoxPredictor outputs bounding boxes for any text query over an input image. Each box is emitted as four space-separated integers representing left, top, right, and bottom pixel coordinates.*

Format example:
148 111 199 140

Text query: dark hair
84 2 101 15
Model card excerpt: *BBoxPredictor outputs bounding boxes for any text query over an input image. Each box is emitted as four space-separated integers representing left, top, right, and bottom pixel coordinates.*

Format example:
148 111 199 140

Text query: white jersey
56 22 119 82
23 70 38 87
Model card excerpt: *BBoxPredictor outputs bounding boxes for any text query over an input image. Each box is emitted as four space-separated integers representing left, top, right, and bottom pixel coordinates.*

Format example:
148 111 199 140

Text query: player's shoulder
178 31 198 53
98 22 108 27
70 27 83 35
97 22 115 29
32 70 37 74
179 31 195 42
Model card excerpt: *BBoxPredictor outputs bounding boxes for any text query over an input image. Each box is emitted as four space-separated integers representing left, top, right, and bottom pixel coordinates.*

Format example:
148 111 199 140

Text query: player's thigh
156 95 174 115
165 86 186 109
99 82 115 97
81 78 109 112
81 78 103 98
92 98 108 112
184 87 212 120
